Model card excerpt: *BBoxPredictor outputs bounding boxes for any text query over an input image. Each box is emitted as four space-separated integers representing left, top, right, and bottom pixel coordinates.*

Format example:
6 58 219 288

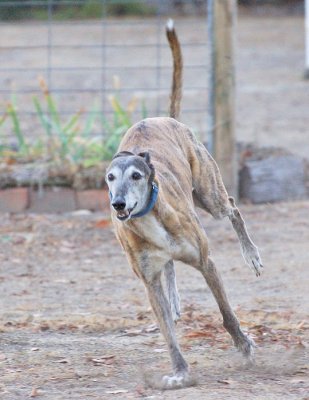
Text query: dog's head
105 151 155 221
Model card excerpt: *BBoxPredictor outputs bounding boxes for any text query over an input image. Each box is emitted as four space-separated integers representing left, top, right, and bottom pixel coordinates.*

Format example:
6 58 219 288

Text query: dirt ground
0 201 308 399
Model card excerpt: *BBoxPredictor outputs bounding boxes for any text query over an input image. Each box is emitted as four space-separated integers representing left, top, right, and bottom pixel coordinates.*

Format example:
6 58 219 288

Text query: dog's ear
112 151 135 160
138 151 155 182
138 151 151 165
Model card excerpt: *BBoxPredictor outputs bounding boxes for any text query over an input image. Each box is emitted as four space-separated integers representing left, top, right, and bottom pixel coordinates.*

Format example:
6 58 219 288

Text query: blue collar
109 182 159 220
131 182 159 219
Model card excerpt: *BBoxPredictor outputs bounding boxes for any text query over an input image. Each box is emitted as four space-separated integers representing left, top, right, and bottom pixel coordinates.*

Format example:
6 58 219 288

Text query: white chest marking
137 215 169 249
133 215 198 261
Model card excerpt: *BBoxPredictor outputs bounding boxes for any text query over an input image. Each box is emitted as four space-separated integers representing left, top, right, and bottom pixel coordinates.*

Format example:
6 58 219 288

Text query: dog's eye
107 173 115 182
132 172 142 180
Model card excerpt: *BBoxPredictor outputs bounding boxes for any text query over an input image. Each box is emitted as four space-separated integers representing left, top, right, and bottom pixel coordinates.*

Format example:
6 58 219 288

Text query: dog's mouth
116 202 137 221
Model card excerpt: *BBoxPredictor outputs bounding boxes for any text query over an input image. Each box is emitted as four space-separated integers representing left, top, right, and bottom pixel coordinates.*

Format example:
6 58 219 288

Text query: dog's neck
131 182 159 219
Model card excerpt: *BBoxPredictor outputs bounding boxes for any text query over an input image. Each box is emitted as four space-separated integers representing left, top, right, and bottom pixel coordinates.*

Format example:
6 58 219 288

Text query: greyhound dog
105 20 263 389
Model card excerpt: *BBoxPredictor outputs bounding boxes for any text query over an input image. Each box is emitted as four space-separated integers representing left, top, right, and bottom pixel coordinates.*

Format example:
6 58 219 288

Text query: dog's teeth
117 211 128 219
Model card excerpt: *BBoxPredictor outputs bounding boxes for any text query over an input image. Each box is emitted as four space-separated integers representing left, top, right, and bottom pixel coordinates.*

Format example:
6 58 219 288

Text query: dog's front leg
228 197 263 276
164 260 181 323
140 260 190 389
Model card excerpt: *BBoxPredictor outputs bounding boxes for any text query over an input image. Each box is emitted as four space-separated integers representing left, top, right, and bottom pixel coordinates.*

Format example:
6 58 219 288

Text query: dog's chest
133 215 198 262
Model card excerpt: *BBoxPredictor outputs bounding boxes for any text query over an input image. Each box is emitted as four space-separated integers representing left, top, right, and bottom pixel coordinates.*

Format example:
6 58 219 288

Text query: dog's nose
112 199 126 211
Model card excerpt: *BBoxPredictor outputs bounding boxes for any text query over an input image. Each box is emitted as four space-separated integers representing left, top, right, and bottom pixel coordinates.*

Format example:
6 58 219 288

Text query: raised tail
166 19 183 120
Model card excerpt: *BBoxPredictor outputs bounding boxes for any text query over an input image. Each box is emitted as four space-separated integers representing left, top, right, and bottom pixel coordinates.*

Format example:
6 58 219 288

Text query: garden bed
0 162 110 213
0 143 309 213
0 186 110 213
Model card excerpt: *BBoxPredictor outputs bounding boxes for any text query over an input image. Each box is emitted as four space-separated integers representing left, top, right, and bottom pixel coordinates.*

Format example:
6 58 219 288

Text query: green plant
106 1 156 17
0 76 147 169
6 96 30 158
99 94 133 160
33 77 83 162
0 0 157 21
0 112 9 154
32 77 137 166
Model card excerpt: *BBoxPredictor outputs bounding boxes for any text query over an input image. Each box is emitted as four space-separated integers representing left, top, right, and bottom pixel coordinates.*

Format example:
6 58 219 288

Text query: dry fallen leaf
88 355 116 365
217 378 236 385
105 389 129 394
97 355 115 360
30 387 40 397
184 330 216 339
295 338 306 348
95 219 111 228
144 324 159 333
119 329 144 337
296 320 306 330
52 359 70 364
153 348 167 353
135 384 147 396
217 343 230 350
290 378 306 384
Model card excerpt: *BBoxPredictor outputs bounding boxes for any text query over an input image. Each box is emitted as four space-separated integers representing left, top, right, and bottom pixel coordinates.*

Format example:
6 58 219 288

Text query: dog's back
119 117 193 203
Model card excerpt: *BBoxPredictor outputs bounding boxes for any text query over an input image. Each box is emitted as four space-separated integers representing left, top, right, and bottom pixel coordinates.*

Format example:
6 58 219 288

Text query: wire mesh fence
0 0 209 144
1 2 308 204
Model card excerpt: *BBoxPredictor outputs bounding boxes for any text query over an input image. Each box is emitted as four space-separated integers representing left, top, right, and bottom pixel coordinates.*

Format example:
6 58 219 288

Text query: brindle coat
105 22 263 389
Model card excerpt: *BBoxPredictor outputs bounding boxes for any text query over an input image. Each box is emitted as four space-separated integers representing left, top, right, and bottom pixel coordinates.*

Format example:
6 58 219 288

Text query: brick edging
0 187 110 213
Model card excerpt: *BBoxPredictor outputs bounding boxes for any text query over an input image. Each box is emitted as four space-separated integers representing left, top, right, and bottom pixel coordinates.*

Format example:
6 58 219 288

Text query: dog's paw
162 371 195 389
235 333 256 364
144 370 196 390
242 244 263 277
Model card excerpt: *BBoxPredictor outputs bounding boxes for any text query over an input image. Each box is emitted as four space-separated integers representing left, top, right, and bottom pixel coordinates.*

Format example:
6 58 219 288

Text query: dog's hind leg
164 260 181 323
190 142 263 276
197 257 255 360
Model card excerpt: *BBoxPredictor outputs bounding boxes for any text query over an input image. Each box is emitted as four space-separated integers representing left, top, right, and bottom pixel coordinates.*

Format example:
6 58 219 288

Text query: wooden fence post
305 0 309 78
208 0 238 198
